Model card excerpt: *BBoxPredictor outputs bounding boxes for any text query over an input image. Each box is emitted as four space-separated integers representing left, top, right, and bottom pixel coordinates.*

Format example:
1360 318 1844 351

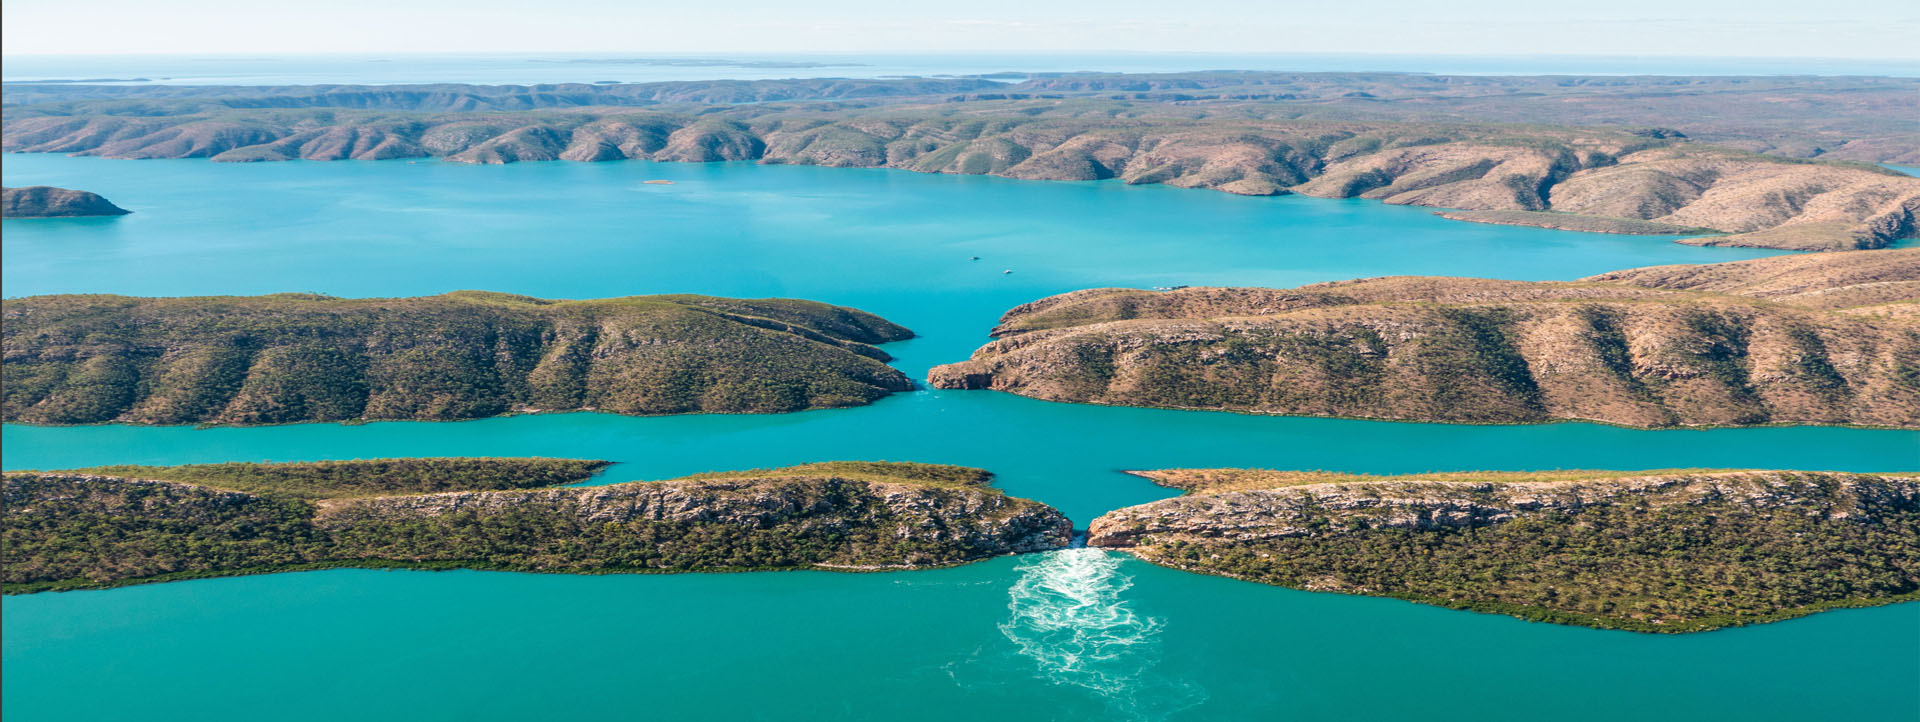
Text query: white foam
999 549 1205 718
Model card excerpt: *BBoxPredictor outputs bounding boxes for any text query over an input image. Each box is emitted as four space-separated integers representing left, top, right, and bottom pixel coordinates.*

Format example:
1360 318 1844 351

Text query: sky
2 0 1914 58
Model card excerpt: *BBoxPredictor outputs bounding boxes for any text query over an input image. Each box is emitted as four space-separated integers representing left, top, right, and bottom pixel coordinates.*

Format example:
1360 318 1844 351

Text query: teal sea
3 153 1917 721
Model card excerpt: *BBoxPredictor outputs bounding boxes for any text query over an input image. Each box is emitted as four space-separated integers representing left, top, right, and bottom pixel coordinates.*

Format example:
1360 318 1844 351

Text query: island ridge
2 459 1073 593
1 185 129 217
1088 468 1920 632
930 249 1920 428
2 291 914 424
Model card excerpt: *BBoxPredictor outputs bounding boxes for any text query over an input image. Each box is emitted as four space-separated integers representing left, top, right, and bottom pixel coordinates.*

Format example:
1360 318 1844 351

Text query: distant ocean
4 52 1918 85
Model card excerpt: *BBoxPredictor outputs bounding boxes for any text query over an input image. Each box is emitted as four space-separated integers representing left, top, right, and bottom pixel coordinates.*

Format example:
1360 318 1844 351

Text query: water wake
998 548 1205 719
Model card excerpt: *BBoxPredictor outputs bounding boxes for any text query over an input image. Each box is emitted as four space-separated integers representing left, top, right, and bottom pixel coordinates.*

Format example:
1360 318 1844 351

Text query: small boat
1003 269 1014 274
969 256 980 261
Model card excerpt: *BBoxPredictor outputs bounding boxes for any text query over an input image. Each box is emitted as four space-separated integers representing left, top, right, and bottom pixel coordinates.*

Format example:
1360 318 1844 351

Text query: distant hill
6 72 1916 251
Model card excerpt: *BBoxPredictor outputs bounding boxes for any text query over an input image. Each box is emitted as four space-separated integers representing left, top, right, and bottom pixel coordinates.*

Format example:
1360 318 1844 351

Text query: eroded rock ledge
929 250 1920 428
2 460 1072 593
1089 468 1920 632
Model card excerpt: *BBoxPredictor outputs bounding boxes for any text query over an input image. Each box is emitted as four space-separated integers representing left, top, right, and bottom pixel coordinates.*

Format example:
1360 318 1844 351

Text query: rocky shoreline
1088 468 1920 632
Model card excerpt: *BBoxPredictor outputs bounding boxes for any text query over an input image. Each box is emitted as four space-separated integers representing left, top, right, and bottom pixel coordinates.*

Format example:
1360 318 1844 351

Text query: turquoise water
4 153 1917 721
5 559 1917 722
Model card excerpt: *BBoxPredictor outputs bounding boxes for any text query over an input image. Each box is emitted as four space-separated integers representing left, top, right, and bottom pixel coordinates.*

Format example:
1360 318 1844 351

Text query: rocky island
930 249 1920 428
1087 468 1920 632
1 185 129 217
5 73 1915 250
2 459 1073 593
2 292 914 424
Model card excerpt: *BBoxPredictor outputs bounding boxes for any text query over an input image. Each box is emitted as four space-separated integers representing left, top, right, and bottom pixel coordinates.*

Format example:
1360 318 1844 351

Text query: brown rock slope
929 250 1920 428
1 185 129 217
7 108 1914 250
1086 468 1920 632
1587 248 1920 312
3 292 913 425
3 461 1073 592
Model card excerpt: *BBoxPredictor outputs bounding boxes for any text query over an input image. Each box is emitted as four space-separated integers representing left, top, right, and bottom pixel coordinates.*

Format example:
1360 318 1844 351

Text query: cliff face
1 462 1073 592
1088 469 1920 632
2 292 914 425
1 186 129 217
6 109 1914 250
318 473 1072 565
928 251 1920 428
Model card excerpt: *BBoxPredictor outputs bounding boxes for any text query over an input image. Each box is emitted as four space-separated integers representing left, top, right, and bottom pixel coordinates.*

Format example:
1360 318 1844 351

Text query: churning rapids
1000 549 1207 718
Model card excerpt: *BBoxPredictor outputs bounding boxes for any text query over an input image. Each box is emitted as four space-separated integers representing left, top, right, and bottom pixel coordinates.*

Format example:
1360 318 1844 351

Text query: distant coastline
11 72 1911 251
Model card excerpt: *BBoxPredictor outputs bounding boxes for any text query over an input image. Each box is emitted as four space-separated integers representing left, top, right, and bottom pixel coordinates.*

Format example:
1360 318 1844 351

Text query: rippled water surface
4 153 1917 721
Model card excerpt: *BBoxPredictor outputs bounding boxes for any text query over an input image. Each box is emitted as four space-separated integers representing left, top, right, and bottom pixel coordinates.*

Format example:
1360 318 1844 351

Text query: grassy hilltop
2 459 1072 593
1 185 130 217
2 292 913 425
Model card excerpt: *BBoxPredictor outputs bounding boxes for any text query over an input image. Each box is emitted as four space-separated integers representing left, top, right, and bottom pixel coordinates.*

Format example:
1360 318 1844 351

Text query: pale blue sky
3 0 1913 58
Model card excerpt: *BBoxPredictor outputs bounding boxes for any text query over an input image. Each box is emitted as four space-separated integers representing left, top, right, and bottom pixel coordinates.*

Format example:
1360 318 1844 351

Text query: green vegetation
1129 467 1735 493
673 461 996 488
3 475 327 591
2 461 1071 593
3 292 914 425
1094 470 1920 632
70 457 611 500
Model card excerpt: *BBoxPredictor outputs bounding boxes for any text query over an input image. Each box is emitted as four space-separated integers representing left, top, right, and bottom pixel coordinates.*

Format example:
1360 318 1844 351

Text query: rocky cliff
1 185 129 217
2 291 914 424
2 461 1073 592
1088 469 1920 632
928 250 1920 428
